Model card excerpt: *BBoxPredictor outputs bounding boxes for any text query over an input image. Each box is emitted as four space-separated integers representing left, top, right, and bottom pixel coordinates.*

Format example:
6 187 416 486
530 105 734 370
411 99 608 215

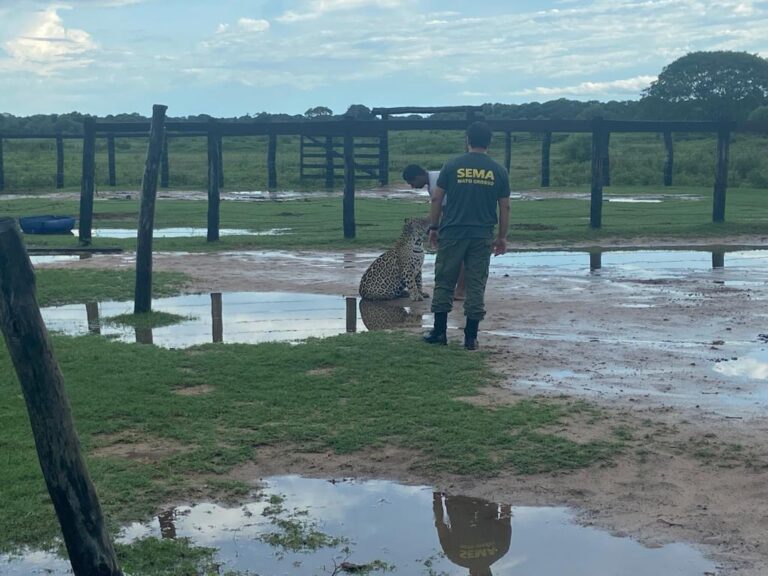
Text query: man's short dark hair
402 164 426 182
467 121 492 149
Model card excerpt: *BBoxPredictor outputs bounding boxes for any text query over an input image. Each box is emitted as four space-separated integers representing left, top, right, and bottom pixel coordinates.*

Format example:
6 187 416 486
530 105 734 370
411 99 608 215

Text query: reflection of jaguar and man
433 493 512 576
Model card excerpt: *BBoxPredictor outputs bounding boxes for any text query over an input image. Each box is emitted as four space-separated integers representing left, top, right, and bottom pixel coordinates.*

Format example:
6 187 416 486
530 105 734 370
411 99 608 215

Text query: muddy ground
45 235 768 575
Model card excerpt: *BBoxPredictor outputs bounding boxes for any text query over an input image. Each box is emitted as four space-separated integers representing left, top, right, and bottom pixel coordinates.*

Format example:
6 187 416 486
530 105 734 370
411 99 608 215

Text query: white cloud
512 76 658 98
277 0 403 22
3 7 96 75
235 18 270 32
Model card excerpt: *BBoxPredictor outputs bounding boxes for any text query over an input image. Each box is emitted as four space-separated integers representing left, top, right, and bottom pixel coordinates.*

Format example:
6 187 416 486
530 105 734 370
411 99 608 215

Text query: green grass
104 311 192 329
35 269 189 306
3 185 768 255
0 331 619 553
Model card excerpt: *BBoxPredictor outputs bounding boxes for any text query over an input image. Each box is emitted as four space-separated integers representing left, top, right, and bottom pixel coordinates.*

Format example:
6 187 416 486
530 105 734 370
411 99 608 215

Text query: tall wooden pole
134 104 167 314
0 218 123 576
160 132 169 188
55 133 65 189
107 134 116 186
207 123 221 242
504 131 512 174
343 126 356 239
267 132 277 190
325 136 335 189
379 114 389 185
590 117 605 229
78 118 96 245
663 131 674 186
713 123 731 223
540 131 551 187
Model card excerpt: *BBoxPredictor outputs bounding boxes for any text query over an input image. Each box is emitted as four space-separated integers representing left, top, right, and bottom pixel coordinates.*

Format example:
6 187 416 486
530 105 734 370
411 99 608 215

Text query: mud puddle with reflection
0 475 715 576
40 292 434 348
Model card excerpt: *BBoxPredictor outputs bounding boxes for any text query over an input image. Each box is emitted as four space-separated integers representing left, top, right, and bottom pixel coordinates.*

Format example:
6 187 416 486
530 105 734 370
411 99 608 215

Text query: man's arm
428 186 445 249
493 196 510 256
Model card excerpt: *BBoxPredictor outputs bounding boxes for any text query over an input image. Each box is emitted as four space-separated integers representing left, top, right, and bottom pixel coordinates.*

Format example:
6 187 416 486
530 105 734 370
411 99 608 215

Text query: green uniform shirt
436 152 510 240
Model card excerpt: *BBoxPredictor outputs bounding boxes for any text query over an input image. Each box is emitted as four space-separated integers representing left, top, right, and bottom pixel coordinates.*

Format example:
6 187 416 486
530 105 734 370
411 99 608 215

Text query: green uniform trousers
431 237 492 321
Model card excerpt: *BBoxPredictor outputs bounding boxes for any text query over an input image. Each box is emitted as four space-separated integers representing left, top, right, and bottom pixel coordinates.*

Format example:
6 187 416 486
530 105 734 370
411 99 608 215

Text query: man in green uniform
423 121 510 350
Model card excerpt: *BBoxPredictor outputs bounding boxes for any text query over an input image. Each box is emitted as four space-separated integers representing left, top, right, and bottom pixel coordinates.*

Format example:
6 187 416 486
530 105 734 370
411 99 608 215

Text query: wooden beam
0 218 123 576
134 104 167 314
78 118 96 245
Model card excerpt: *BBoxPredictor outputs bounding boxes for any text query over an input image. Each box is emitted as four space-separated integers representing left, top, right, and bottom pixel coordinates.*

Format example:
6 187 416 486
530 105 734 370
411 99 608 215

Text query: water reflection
359 299 424 331
713 350 768 380
433 493 512 576
40 292 370 348
71 227 291 239
0 476 714 575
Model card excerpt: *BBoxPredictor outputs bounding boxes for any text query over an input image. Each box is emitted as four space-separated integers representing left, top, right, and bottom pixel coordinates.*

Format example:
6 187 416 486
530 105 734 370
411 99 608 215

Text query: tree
304 106 333 118
641 51 768 120
344 104 373 119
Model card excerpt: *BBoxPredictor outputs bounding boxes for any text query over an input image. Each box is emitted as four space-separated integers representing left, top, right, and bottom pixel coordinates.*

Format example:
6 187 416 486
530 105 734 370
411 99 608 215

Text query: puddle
0 475 714 575
713 349 768 380
40 293 435 348
71 227 291 239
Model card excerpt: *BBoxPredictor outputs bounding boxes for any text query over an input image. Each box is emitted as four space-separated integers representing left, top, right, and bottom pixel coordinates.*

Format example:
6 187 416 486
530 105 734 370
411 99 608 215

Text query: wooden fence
2 113 767 239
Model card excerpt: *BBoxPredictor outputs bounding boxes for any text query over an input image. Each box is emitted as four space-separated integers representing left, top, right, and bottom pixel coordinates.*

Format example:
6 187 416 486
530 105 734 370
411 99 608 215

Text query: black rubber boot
464 318 480 350
424 312 448 345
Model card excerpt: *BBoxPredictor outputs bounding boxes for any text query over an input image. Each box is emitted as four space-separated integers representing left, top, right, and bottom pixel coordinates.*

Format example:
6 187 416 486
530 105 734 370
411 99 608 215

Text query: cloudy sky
0 0 765 117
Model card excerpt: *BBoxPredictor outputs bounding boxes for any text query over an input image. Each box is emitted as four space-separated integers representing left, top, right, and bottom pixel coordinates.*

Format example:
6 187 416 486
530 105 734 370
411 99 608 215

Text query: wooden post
589 250 602 271
217 134 224 188
78 118 96 245
0 218 123 576
325 136 335 189
590 117 605 229
267 132 277 190
346 296 357 333
207 124 220 242
160 132 169 188
663 131 674 186
107 134 116 187
85 302 100 335
56 133 65 189
211 292 223 343
540 131 551 187
712 250 725 268
134 104 167 315
343 127 356 239
601 131 611 187
504 131 512 174
379 114 389 185
713 123 731 223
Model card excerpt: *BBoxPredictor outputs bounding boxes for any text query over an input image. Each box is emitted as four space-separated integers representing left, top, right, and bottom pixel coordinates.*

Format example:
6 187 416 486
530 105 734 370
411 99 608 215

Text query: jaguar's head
402 216 430 239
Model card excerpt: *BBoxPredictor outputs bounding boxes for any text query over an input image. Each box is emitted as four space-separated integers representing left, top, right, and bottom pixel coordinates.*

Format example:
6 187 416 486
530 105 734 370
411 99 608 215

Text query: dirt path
44 237 768 575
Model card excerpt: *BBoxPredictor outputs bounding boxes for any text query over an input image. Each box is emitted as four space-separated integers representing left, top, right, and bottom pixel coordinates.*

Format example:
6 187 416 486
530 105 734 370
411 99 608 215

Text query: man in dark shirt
423 121 510 350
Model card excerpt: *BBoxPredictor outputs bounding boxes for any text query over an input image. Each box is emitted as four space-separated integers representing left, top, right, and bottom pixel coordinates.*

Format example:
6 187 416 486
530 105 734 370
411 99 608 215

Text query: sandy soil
44 236 768 575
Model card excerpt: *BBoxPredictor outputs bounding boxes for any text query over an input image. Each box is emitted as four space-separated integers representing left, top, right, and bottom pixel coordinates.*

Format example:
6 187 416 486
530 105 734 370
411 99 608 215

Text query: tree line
3 51 768 135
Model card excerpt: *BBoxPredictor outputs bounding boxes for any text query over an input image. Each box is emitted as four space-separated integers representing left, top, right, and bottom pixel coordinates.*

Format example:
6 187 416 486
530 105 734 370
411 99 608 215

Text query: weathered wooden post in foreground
134 104 167 314
343 126 356 239
0 218 123 576
713 122 731 223
78 118 96 244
